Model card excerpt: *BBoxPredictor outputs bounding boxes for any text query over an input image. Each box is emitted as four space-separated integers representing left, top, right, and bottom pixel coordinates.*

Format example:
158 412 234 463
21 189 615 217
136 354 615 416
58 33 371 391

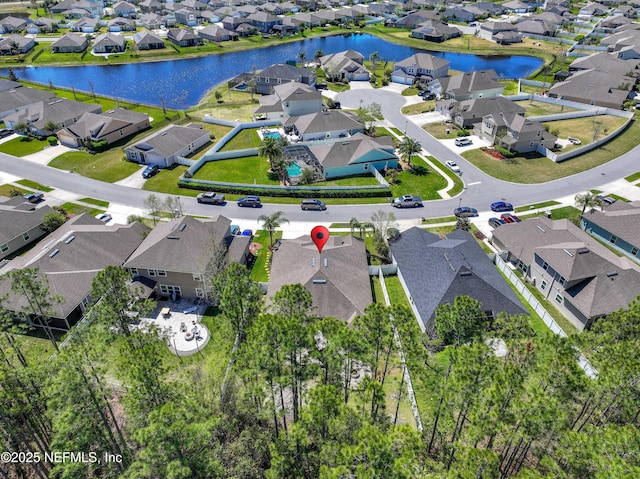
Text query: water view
7 33 543 109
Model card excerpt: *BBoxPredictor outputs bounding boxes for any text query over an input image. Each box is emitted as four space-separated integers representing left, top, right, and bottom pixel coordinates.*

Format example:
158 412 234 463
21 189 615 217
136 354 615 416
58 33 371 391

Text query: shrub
495 146 514 158
47 136 58 146
457 129 470 137
90 140 109 152
9 188 22 197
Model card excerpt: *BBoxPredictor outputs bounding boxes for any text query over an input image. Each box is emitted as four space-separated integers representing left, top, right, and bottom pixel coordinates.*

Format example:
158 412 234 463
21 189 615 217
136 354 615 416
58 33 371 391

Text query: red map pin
311 226 330 253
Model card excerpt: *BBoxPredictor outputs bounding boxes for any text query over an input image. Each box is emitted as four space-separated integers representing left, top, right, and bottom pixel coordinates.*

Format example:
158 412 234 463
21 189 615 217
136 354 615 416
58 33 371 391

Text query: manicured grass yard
514 100 577 116
193 156 279 185
323 175 380 186
0 184 28 197
78 197 109 208
249 230 281 283
401 100 435 115
515 200 560 212
545 115 627 147
0 136 49 156
219 129 262 151
144 165 198 196
389 156 448 200
49 150 141 183
16 179 53 192
423 122 457 140
60 202 103 218
625 171 640 182
462 120 640 183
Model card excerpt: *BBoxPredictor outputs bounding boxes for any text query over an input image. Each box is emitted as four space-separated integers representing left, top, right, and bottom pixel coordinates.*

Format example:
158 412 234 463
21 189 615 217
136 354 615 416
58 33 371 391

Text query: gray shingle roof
267 235 373 321
124 215 231 274
395 52 449 72
291 110 363 135
0 200 54 244
126 124 208 159
60 107 148 140
581 200 640 248
438 69 503 97
0 215 149 320
391 227 526 330
308 133 395 169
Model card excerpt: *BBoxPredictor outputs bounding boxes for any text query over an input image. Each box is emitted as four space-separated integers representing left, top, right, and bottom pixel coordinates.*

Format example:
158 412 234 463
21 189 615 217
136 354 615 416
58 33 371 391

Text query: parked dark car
488 217 506 229
24 192 44 203
422 93 436 100
454 206 478 218
490 201 514 212
301 199 327 211
142 165 160 178
237 195 262 208
197 191 226 205
0 129 12 139
596 195 616 206
500 213 522 223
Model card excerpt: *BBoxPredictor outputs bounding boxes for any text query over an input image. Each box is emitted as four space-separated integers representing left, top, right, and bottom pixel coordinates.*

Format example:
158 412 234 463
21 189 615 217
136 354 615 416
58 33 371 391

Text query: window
541 280 547 290
277 78 281 84
160 285 181 295
542 262 549 271
610 235 617 245
0 243 8 253
558 276 566 287
193 273 203 281
632 247 639 256
148 269 167 277
129 267 138 275
22 232 30 241
80 296 89 311
195 287 204 298
148 269 156 277
555 294 563 304
265 77 269 83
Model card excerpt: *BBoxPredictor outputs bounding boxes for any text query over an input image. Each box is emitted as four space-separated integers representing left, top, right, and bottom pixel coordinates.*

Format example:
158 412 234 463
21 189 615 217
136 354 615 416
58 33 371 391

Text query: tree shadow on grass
408 165 429 176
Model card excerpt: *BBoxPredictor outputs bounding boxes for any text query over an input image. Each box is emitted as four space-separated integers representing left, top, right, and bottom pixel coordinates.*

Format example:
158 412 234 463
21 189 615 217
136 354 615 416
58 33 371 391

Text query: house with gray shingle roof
124 124 210 168
246 11 282 32
0 34 35 55
133 30 165 50
0 196 55 260
71 17 100 33
0 84 57 120
108 17 135 32
198 25 238 42
254 82 322 120
479 21 521 43
92 32 126 53
266 235 372 322
113 1 136 17
52 32 89 53
285 110 363 141
167 27 202 47
448 96 525 128
255 63 316 95
478 111 556 154
4 97 101 137
391 227 527 332
491 216 640 330
429 69 504 101
307 132 398 179
0 214 149 330
547 69 634 108
320 50 370 82
410 21 462 42
392 52 449 85
124 215 250 300
0 16 28 33
57 107 150 148
580 200 640 263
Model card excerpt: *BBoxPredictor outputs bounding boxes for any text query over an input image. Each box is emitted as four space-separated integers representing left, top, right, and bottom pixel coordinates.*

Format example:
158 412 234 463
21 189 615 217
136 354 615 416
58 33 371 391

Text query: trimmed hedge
177 179 392 199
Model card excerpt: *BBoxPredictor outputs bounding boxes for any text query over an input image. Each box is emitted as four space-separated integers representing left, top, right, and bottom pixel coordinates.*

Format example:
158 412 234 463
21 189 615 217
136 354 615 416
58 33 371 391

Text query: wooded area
1 265 638 478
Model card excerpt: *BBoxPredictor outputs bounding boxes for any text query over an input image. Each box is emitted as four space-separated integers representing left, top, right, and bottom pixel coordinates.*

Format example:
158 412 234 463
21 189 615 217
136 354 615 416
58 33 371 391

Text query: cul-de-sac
0 1 639 477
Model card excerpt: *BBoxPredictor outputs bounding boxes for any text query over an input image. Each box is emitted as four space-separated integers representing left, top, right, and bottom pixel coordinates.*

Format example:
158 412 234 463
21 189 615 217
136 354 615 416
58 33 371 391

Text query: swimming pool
263 131 282 140
287 163 302 177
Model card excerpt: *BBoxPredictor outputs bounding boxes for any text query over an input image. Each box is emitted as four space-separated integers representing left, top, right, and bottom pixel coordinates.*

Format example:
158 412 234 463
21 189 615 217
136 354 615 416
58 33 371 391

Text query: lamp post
404 119 408 136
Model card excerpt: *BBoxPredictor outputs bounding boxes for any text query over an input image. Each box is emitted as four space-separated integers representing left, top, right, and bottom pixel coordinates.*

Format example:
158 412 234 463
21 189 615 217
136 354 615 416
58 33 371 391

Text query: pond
6 33 543 109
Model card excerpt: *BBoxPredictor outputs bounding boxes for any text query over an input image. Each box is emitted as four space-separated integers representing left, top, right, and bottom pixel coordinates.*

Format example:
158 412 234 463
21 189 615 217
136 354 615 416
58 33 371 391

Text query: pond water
6 33 543 109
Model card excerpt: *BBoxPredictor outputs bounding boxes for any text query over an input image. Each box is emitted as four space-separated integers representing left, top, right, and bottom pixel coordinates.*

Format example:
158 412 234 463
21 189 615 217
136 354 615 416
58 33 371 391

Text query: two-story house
477 111 556 154
0 197 55 260
124 215 251 300
255 63 316 95
253 82 323 120
391 52 450 85
428 69 504 100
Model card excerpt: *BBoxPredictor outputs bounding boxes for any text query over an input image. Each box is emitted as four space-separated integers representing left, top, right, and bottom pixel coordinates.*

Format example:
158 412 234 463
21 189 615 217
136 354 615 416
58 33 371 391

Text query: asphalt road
0 87 638 223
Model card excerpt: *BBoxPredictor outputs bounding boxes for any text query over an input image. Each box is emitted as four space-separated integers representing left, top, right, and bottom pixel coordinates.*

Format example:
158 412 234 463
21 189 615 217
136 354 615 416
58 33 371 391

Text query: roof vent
179 224 187 231
536 225 546 232
48 249 59 258
64 235 75 244
459 271 472 276
311 258 315 267
171 224 178 231
606 271 618 277
312 279 326 284
563 248 573 257
167 235 179 240
577 247 589 254
323 258 328 267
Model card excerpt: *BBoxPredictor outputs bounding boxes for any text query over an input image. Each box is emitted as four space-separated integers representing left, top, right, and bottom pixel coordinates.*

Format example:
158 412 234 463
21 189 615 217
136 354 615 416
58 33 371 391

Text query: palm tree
369 51 381 74
350 217 361 237
259 136 284 170
575 191 600 215
397 137 421 168
314 49 324 63
298 50 306 66
258 211 289 248
44 121 59 135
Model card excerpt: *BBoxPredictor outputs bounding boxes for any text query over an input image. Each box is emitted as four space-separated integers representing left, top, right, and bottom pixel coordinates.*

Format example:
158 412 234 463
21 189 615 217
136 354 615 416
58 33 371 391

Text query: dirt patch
249 242 262 255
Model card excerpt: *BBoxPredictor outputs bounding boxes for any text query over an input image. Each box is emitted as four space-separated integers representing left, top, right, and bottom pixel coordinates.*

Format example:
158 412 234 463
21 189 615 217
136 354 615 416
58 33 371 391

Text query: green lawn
422 216 457 225
15 179 53 192
144 165 198 196
401 100 435 115
514 100 577 117
0 184 28 197
49 150 140 183
193 156 278 185
423 122 457 140
78 197 110 208
515 200 560 212
219 129 262 151
401 87 419 96
249 230 281 283
519 206 580 221
0 136 49 156
625 171 640 182
388 157 448 200
60 202 103 218
323 175 380 187
462 120 640 183
544 115 627 147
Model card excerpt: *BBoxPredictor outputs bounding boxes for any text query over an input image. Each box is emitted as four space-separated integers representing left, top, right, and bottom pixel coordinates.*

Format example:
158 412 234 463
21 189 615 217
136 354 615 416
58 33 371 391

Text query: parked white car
445 160 461 173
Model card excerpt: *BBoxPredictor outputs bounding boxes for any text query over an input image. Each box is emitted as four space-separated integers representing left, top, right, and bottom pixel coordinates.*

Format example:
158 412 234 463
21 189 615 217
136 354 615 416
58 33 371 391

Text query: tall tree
434 296 488 347
143 193 162 226
397 137 421 167
9 269 62 351
258 211 289 248
258 135 285 171
574 191 600 215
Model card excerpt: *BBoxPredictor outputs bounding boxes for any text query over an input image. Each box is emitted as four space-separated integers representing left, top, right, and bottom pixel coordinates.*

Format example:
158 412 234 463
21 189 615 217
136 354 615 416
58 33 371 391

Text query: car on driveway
595 195 616 206
488 217 506 229
95 213 112 223
0 129 12 139
454 206 478 217
237 195 262 208
445 160 461 173
490 201 513 212
455 137 472 147
24 192 44 203
197 191 226 205
142 165 159 178
500 213 522 223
